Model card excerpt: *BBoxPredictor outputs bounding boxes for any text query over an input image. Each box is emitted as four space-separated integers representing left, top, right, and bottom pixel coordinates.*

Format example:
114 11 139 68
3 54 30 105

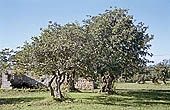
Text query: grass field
1 81 170 110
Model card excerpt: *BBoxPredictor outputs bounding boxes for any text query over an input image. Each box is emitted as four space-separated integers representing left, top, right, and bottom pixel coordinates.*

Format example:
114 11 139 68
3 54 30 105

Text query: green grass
1 82 170 110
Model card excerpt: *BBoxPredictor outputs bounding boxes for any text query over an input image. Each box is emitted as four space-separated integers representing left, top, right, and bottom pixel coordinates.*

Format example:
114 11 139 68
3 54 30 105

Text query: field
1 82 170 110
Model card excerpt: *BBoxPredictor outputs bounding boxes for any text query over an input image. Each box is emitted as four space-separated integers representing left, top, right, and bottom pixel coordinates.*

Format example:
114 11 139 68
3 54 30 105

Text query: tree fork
55 71 66 99
99 74 116 94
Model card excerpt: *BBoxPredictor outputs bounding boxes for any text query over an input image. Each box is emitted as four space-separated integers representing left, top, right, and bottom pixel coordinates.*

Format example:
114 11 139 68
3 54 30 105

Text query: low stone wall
1 71 95 90
75 77 94 90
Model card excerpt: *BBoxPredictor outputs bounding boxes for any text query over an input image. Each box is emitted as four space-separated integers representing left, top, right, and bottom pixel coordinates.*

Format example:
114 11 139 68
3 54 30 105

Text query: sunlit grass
1 81 170 110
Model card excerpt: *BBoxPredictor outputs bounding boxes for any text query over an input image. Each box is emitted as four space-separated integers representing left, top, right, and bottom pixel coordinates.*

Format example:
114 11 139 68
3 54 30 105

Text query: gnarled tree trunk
136 74 145 84
99 74 115 94
55 71 65 99
48 74 56 97
48 70 66 99
66 70 79 92
162 76 167 85
99 76 107 93
152 76 159 84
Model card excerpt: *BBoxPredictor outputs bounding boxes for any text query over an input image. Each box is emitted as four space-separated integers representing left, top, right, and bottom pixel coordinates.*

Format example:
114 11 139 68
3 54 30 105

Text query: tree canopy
82 8 153 93
5 7 154 98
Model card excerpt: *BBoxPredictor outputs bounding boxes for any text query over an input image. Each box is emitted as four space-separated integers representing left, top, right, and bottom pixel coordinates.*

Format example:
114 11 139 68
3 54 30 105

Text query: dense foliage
83 8 153 93
1 7 154 99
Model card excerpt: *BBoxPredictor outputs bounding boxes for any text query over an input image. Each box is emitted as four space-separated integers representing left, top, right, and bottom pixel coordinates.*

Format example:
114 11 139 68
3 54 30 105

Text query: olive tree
152 59 170 84
14 22 86 99
83 7 153 94
14 7 154 97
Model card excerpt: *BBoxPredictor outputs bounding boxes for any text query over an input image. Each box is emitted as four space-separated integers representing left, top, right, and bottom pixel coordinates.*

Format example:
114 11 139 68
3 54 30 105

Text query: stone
75 77 94 90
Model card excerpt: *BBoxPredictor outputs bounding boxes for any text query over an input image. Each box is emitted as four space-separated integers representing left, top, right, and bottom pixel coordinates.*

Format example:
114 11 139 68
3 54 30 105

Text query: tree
83 7 153 94
136 66 150 84
152 59 170 84
14 22 86 99
14 7 154 97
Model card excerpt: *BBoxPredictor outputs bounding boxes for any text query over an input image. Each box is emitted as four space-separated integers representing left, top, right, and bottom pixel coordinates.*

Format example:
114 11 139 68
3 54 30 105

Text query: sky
0 0 170 64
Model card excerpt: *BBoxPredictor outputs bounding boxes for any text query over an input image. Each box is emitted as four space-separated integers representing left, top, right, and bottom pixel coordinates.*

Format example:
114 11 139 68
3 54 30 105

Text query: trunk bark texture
162 77 167 84
152 77 159 84
136 75 145 84
99 74 115 94
48 75 56 97
66 70 78 92
55 71 65 99
48 70 66 99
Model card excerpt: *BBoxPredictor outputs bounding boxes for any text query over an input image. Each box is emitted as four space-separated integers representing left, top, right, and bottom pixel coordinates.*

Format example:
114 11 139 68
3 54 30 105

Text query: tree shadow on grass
118 89 170 106
73 89 170 107
86 95 132 106
0 97 45 105
73 94 133 107
120 89 170 102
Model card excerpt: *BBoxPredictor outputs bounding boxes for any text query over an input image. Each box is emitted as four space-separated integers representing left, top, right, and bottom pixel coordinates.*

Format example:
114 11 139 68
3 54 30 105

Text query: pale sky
0 0 170 64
